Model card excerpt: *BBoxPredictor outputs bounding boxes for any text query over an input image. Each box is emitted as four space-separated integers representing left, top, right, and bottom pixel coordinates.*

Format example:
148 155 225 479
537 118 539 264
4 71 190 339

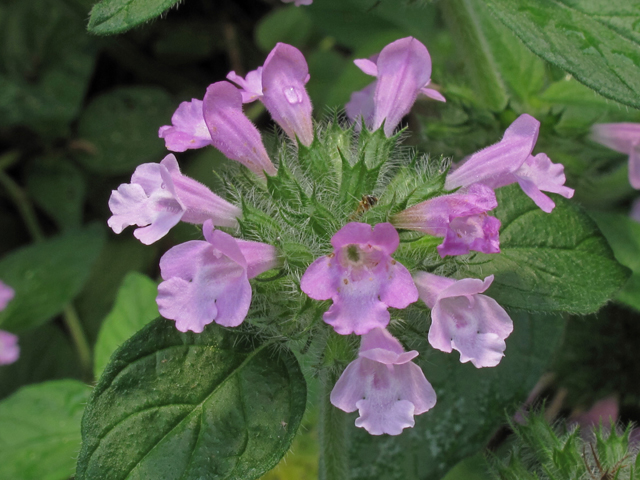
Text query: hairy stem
318 368 350 480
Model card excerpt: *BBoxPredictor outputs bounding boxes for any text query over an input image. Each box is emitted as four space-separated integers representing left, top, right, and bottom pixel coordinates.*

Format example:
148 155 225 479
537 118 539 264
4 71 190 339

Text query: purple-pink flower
203 81 277 177
0 330 19 365
108 154 241 245
445 114 574 213
391 183 500 257
591 123 640 189
414 272 513 368
0 281 18 366
348 37 445 137
227 43 314 146
300 222 418 335
330 327 436 435
158 99 213 152
0 280 14 311
157 220 279 333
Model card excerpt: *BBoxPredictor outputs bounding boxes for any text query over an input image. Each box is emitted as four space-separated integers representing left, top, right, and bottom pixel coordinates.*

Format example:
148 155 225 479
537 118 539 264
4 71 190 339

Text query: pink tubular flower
158 99 213 152
414 272 513 368
591 123 640 189
202 81 277 177
0 280 14 311
351 37 445 137
157 220 280 333
300 222 418 335
391 183 500 257
345 82 376 132
445 114 574 213
0 330 19 365
0 281 18 366
108 154 241 245
330 328 436 435
227 44 314 146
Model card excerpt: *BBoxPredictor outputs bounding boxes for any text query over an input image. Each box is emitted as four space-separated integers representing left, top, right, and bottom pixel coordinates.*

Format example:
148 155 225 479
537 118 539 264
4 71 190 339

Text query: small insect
280 420 288 430
349 195 378 220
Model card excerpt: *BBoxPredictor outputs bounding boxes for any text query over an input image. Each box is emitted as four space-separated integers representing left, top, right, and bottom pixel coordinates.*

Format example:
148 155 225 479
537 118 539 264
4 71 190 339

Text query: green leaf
347 310 565 480
73 87 174 175
256 6 313 52
74 237 158 344
0 380 91 480
484 0 640 109
458 185 629 314
0 0 97 137
88 0 182 35
0 224 106 332
76 318 307 480
0 324 82 401
25 155 86 230
442 0 548 110
93 272 158 379
590 211 640 311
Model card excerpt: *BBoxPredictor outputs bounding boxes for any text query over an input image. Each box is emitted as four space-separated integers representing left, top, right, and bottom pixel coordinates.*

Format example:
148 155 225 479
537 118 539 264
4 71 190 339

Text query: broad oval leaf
459 185 629 314
0 380 91 480
0 224 106 332
484 0 640 109
88 0 181 35
76 318 307 480
74 87 173 175
93 271 159 378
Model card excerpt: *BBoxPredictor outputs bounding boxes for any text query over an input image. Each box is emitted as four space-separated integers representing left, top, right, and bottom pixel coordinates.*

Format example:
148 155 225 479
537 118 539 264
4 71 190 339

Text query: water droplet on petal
283 86 302 104
161 183 166 189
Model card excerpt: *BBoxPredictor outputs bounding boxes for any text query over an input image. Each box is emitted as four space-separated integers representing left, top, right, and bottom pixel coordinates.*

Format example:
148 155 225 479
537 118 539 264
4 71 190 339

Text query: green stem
0 169 45 242
0 169 93 378
318 368 349 480
63 304 93 379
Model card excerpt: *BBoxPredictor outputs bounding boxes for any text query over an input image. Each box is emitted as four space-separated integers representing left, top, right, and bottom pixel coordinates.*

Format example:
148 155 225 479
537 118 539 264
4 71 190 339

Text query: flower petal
591 123 640 154
158 99 213 152
445 114 540 190
371 37 433 137
437 214 501 257
261 43 314 146
203 81 276 177
345 82 376 131
0 281 14 311
0 330 19 365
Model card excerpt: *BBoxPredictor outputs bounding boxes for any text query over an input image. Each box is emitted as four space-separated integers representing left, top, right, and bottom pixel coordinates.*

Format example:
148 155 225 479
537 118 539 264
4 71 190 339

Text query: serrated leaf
0 380 91 480
458 185 629 314
88 0 182 35
484 0 640 109
93 272 158 379
76 318 307 480
73 87 174 175
0 224 106 332
347 310 565 480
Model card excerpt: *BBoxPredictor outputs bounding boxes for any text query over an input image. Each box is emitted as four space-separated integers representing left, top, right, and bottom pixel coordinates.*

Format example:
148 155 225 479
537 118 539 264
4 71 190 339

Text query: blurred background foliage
1 0 640 478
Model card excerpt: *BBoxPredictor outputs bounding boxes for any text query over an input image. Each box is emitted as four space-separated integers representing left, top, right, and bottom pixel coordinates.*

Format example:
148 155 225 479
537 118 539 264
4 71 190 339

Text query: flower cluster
0 280 19 366
108 37 574 436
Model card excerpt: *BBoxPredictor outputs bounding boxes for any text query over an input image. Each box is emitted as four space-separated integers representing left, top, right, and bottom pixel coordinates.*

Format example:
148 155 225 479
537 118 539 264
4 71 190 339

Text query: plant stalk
0 169 93 379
